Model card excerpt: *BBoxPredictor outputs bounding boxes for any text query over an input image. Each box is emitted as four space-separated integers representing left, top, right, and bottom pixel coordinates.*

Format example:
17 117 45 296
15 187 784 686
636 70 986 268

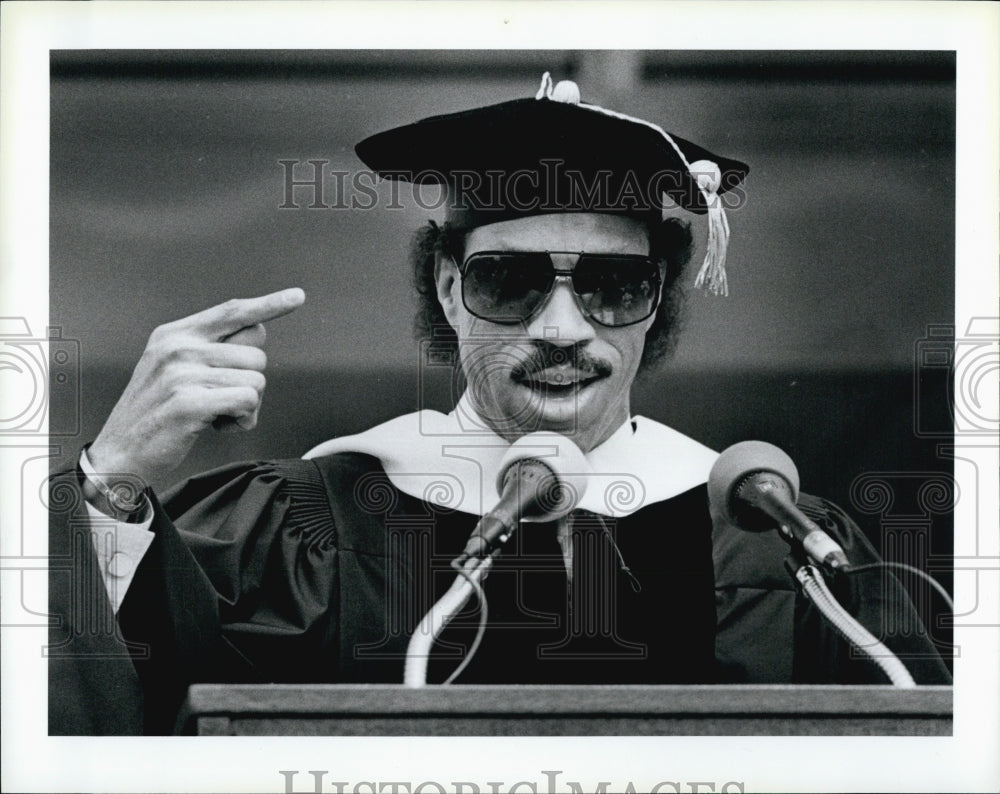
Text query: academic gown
48 417 951 735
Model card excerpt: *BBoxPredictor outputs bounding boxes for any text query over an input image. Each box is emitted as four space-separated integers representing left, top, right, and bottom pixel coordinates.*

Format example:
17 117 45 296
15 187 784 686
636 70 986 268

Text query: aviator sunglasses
458 251 664 328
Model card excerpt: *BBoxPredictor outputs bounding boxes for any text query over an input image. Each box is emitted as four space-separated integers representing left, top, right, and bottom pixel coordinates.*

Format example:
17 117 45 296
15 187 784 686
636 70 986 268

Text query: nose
525 275 597 345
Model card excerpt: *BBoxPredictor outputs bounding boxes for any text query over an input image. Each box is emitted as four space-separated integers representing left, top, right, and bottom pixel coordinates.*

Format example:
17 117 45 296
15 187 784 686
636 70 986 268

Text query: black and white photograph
1 3 997 793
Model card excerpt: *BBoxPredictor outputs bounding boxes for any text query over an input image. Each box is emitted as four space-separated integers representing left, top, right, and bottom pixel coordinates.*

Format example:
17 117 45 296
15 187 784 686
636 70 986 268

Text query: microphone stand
783 549 916 688
401 432 590 688
403 552 495 688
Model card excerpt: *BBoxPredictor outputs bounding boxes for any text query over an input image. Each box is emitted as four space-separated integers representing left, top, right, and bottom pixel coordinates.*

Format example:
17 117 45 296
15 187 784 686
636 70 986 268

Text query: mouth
512 366 605 396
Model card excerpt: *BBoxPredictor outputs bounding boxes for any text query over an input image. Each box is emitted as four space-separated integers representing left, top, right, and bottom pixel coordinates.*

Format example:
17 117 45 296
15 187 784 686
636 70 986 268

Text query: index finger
183 288 306 339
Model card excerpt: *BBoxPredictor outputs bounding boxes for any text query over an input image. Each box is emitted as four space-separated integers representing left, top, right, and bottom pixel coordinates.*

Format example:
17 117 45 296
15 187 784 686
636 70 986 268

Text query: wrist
79 445 150 523
86 439 138 480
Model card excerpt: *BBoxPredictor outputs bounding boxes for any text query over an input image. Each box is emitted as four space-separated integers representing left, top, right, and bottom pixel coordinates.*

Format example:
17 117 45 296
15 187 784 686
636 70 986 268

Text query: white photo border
1 2 998 792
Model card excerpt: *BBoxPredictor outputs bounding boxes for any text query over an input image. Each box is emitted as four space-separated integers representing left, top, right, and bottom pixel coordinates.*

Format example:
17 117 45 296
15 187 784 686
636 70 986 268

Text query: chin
502 378 611 440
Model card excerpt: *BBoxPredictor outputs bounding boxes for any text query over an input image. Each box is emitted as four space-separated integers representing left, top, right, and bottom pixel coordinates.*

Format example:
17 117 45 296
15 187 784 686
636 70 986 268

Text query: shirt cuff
85 502 155 614
79 449 155 613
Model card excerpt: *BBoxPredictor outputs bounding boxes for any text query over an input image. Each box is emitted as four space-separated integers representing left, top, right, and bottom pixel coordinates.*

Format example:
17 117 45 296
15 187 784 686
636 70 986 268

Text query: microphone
708 440 850 571
461 432 589 560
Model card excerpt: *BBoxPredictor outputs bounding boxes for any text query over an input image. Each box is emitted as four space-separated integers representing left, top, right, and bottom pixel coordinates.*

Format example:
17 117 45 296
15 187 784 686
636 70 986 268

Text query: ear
434 250 462 329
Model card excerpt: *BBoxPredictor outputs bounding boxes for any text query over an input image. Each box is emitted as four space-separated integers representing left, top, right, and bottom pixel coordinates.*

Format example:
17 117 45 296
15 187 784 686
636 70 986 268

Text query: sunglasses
459 251 664 328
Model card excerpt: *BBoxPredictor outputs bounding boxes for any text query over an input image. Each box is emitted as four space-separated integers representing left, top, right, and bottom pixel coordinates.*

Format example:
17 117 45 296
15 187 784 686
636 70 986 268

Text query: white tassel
537 78 735 296
689 160 730 297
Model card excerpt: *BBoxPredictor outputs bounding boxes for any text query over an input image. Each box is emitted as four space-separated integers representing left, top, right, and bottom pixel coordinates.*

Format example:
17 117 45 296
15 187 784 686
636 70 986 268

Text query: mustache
510 343 613 381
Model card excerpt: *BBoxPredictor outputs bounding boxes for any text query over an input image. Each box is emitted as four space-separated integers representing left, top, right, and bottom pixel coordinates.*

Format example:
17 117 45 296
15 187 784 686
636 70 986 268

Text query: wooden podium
177 684 951 736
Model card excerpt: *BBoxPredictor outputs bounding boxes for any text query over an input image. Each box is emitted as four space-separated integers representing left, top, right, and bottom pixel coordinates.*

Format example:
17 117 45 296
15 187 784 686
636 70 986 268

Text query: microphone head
497 432 590 521
707 440 801 528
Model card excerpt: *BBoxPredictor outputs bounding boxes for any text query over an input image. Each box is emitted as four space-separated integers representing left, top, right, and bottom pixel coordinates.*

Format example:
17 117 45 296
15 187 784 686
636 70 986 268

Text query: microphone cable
794 564 917 687
594 513 642 594
443 516 642 683
841 561 955 612
405 431 591 687
441 553 492 685
437 511 647 683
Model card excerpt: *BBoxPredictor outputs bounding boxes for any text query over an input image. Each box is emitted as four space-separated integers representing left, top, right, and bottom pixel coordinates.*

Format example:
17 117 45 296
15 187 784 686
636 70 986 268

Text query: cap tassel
690 160 730 297
536 74 734 295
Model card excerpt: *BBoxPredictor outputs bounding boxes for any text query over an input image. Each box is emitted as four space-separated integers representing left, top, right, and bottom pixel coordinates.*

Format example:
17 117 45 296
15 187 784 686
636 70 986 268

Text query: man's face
436 212 656 452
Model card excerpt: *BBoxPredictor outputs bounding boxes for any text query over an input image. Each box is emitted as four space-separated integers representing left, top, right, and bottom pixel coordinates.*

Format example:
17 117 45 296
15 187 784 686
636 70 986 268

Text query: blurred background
49 51 954 634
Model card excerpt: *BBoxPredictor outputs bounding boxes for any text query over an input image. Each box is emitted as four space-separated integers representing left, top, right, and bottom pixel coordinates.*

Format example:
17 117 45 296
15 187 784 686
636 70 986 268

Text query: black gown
48 451 952 735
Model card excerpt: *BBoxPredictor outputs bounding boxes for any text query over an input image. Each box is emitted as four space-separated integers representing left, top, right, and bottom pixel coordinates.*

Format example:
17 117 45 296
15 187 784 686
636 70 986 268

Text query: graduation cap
356 73 749 295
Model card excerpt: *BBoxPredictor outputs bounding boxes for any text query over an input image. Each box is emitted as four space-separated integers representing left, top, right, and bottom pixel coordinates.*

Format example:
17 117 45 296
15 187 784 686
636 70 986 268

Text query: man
49 74 950 735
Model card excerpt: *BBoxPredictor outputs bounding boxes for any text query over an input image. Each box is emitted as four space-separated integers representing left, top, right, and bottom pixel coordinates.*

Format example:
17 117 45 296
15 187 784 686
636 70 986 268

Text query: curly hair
410 216 694 373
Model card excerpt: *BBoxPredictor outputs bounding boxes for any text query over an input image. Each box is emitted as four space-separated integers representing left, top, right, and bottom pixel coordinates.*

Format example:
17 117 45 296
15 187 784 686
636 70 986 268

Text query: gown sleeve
713 491 952 684
49 457 341 735
160 458 340 638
